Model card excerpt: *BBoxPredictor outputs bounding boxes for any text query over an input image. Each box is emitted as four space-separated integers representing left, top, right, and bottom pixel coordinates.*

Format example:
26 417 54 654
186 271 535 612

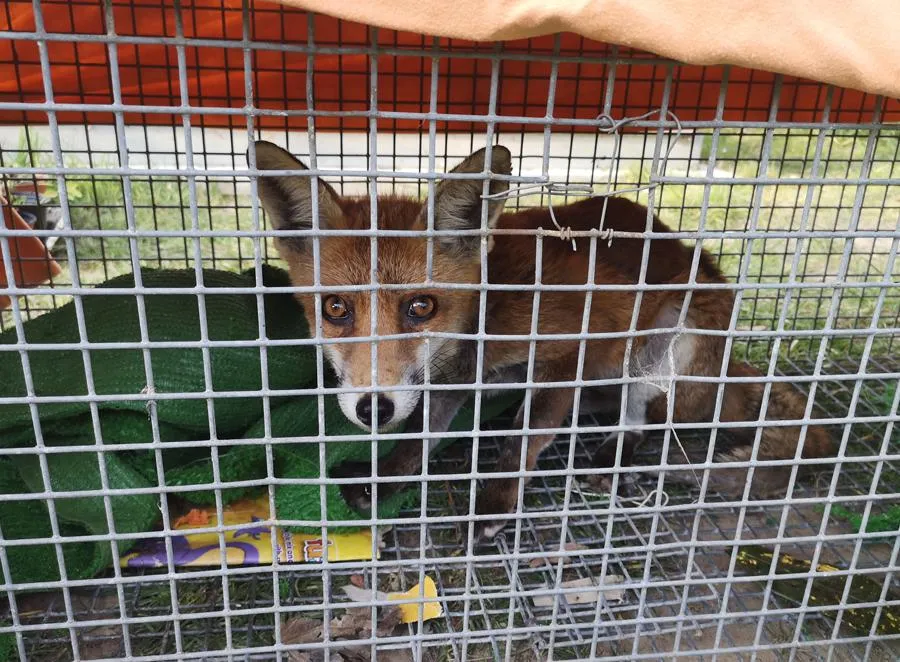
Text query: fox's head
251 141 511 430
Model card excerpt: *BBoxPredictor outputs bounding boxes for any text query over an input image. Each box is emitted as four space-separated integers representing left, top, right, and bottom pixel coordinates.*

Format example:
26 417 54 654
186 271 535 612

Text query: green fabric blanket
0 266 518 587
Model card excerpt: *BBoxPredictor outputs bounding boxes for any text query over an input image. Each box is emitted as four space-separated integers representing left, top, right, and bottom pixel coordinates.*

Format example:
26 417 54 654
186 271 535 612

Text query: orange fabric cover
275 0 900 100
0 0 896 134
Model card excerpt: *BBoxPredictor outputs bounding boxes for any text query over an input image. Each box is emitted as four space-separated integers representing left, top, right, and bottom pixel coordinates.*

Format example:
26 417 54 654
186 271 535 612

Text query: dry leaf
375 605 403 636
282 606 408 662
281 617 323 645
282 577 428 661
330 608 374 638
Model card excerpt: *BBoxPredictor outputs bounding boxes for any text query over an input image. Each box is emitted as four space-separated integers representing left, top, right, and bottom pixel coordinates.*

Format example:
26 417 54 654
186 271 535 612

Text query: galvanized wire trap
0 2 899 661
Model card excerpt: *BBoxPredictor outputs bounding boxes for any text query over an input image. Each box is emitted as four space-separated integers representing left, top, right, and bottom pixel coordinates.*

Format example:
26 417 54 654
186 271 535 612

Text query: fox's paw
588 431 641 497
588 471 637 498
590 431 641 469
474 517 509 546
473 477 518 545
331 460 375 514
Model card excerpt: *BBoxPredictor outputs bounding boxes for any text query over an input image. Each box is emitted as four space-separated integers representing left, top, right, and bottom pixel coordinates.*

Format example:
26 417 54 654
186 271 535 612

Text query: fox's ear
249 141 342 249
427 145 511 256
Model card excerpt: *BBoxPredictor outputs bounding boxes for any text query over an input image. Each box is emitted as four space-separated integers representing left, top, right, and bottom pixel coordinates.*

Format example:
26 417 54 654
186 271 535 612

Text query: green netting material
0 266 518 587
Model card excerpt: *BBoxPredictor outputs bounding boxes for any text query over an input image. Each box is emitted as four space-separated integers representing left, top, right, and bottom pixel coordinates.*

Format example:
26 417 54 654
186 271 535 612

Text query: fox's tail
701 361 836 496
658 361 836 498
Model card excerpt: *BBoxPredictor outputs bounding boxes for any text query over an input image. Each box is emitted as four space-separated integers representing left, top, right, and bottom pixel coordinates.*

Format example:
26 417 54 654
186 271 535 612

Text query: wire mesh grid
1 1 900 661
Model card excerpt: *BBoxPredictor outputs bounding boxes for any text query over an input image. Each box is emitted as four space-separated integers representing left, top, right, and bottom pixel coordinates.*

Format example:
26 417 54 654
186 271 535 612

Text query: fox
251 140 835 542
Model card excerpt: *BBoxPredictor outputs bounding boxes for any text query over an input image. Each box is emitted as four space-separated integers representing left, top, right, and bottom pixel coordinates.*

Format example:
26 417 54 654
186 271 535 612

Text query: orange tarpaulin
275 0 900 101
0 194 62 310
0 0 896 133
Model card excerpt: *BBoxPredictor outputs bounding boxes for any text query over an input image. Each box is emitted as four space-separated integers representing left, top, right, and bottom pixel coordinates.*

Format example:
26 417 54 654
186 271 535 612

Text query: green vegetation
4 127 897 366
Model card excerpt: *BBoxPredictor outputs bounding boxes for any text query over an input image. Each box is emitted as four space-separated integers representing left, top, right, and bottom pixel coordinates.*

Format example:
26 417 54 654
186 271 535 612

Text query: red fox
252 141 835 541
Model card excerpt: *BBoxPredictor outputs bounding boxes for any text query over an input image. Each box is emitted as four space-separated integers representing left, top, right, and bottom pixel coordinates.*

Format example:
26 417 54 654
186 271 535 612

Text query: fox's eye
406 295 436 321
323 295 351 322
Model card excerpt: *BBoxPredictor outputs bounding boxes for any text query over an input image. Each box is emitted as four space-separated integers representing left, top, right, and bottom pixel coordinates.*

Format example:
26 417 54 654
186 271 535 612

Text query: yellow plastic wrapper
121 495 377 568
342 576 443 624
389 576 443 623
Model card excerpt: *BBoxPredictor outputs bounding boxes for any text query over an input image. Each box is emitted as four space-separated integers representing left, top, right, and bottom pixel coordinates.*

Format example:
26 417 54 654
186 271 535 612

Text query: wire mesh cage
1 1 899 661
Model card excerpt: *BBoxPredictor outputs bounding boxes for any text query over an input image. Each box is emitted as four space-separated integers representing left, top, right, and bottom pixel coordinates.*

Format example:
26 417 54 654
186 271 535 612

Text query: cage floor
5 358 899 662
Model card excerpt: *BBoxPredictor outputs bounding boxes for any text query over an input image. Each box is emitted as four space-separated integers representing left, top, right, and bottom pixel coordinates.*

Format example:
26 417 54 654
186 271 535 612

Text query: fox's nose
356 395 394 427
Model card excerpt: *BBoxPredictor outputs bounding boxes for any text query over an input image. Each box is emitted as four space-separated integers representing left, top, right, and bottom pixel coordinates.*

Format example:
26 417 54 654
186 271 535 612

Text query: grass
5 126 897 367
630 128 899 366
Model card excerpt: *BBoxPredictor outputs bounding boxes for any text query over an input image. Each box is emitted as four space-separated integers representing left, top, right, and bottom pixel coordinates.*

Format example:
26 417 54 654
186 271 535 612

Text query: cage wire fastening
483 109 685 249
0 2 899 662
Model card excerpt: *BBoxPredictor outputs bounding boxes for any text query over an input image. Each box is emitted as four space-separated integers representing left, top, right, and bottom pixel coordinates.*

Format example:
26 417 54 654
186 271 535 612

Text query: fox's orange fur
252 141 835 541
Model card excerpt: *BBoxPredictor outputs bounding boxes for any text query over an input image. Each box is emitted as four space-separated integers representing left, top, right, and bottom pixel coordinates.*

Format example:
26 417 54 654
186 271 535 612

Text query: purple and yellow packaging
121 495 377 568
